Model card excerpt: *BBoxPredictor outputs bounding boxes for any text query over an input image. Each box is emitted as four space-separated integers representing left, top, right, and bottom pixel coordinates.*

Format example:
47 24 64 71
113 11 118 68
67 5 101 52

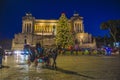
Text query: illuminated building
12 13 96 50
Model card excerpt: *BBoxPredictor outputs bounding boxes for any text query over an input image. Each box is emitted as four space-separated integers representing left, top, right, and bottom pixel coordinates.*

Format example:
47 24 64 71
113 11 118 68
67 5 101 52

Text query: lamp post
31 33 33 46
42 30 43 47
24 35 27 45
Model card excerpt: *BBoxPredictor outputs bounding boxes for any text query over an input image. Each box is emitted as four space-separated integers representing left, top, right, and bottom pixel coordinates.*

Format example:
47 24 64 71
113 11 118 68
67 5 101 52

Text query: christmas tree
55 13 74 48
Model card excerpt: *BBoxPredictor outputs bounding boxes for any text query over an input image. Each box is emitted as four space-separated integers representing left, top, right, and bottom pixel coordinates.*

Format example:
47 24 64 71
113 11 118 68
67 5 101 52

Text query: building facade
12 13 96 50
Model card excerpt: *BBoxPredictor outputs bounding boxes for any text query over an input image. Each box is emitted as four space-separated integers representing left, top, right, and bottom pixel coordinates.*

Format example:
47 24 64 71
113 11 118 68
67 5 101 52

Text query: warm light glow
35 19 58 23
4 56 8 63
80 35 83 39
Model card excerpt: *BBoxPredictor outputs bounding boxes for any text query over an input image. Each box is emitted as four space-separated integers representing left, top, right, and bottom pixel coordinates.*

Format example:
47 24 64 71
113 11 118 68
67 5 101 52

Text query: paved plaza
0 54 120 80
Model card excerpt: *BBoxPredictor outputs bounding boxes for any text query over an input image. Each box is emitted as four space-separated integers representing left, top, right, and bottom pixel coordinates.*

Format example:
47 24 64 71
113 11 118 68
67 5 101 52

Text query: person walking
69 45 73 55
75 44 79 55
0 46 5 69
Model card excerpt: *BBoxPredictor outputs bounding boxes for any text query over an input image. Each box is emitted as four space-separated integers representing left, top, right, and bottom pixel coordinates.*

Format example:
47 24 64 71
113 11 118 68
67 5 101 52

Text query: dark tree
100 20 120 42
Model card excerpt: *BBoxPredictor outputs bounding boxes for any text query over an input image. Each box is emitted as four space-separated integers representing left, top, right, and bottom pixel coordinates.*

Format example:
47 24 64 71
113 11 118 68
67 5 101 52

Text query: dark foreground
0 55 120 80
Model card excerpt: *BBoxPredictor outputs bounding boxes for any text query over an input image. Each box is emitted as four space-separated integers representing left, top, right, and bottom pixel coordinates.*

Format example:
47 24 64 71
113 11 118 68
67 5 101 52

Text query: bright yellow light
80 35 83 39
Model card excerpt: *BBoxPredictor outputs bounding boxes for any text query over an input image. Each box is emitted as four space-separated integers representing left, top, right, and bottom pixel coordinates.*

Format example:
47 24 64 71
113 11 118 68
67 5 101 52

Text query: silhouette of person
0 46 5 69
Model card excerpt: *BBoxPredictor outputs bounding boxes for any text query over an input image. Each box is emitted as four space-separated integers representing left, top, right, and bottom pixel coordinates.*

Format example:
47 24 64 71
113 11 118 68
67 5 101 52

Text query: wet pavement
0 54 120 80
0 54 43 80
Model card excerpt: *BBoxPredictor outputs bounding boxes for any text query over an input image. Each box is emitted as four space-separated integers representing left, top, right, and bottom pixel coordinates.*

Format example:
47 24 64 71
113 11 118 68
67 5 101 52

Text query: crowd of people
0 43 119 69
53 45 119 56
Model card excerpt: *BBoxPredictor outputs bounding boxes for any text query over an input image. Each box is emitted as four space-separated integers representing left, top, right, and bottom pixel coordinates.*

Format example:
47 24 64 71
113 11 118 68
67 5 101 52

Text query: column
38 25 40 32
30 23 32 33
81 23 84 32
24 23 26 33
79 23 80 32
78 23 80 32
48 25 50 33
77 23 79 32
29 24 31 33
22 23 24 33
37 25 39 32
74 23 75 32
34 25 36 32
49 25 52 32
26 23 28 32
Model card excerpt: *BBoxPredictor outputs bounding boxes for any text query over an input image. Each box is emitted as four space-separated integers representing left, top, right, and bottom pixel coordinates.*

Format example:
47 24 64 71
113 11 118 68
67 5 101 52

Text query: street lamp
24 35 27 44
42 30 43 47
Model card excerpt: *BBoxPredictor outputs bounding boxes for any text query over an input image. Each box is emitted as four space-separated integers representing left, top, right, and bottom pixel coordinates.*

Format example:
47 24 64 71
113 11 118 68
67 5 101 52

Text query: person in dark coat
0 46 5 69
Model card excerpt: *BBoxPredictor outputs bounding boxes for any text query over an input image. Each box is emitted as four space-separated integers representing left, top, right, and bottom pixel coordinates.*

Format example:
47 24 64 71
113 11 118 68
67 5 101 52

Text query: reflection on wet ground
0 55 120 80
0 55 44 80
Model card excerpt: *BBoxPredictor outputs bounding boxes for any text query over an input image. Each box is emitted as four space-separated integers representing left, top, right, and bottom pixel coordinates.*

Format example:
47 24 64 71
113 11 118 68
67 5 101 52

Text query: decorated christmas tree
55 13 74 48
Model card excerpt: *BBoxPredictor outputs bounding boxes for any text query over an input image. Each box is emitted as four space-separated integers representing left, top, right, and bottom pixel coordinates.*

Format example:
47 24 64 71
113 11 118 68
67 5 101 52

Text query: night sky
0 0 120 39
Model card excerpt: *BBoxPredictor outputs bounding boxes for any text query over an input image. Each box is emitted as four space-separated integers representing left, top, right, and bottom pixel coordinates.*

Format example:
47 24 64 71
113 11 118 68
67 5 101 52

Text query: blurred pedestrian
0 46 5 69
75 44 79 55
69 45 73 55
